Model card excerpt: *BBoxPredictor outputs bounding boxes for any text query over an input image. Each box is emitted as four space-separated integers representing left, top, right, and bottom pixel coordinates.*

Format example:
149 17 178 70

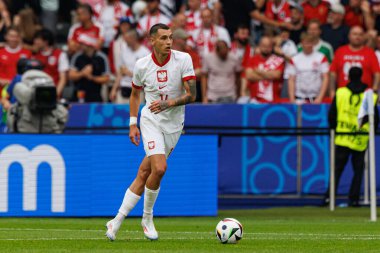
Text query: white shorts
140 116 182 158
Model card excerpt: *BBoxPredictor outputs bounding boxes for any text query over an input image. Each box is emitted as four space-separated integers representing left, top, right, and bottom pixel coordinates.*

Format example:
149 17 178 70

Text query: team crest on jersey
157 70 168 82
148 141 155 150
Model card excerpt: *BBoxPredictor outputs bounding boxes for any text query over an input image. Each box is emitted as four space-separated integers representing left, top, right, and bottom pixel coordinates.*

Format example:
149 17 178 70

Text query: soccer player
105 23 197 241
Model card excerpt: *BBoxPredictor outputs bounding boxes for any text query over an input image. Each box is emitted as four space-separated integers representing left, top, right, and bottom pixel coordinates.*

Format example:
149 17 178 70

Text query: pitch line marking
0 228 379 238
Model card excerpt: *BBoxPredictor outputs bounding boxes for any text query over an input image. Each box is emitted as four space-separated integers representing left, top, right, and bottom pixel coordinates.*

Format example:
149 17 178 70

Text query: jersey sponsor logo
0 144 66 213
157 70 168 82
159 85 167 90
148 141 155 150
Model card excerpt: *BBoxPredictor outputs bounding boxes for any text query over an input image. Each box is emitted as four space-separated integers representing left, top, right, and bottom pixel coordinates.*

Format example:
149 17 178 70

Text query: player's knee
137 168 151 181
152 162 167 178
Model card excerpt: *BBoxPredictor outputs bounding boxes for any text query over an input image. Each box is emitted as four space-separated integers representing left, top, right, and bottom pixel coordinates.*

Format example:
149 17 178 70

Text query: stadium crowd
0 0 380 106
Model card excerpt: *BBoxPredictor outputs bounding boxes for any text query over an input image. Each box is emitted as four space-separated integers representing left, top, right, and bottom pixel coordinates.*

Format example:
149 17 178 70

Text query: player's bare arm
149 79 197 114
129 87 141 146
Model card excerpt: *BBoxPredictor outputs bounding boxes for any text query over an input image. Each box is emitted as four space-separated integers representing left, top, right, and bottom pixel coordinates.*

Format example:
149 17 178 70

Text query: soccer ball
215 218 243 244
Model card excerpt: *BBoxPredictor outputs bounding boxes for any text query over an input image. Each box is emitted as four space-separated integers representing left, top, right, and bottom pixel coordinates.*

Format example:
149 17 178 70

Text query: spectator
40 0 59 35
220 0 293 39
264 0 292 24
32 28 69 98
375 34 380 63
302 0 330 26
289 3 305 45
13 8 42 51
373 1 380 32
108 17 134 76
79 0 104 10
172 28 202 79
0 0 11 43
287 33 329 104
324 67 379 207
67 3 105 55
131 0 147 20
321 4 349 51
274 28 298 62
191 8 231 59
344 0 374 30
201 40 241 103
172 28 202 101
298 19 334 62
69 34 110 103
171 13 187 31
274 28 298 98
330 26 380 96
185 0 202 32
137 0 171 37
94 0 134 52
109 29 149 103
243 36 285 103
230 24 255 67
159 0 178 19
8 0 41 17
0 27 32 89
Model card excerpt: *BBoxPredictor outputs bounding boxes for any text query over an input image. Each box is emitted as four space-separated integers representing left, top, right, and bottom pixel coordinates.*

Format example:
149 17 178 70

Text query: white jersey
286 51 329 99
120 44 150 87
132 50 196 134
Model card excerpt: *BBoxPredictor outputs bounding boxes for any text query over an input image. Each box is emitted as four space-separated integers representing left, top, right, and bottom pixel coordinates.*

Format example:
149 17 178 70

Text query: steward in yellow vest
324 67 379 207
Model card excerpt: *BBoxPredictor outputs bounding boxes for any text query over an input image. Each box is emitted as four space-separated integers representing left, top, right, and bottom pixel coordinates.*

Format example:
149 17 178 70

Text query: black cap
17 58 43 74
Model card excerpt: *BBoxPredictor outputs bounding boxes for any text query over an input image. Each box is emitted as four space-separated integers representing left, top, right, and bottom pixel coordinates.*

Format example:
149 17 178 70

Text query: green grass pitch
1 207 380 252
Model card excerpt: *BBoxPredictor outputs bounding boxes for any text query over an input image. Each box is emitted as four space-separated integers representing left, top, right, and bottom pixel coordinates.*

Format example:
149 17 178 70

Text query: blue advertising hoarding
66 103 380 196
0 135 218 217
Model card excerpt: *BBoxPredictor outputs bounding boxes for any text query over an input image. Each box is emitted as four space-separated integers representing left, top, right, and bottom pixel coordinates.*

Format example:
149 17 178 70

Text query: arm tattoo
159 100 170 110
173 79 197 106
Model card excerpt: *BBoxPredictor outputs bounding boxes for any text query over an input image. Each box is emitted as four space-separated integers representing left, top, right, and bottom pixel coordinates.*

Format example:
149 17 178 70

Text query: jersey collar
152 50 171 67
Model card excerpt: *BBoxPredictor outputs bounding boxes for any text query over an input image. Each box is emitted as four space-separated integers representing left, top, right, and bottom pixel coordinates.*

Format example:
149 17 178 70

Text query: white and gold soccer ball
215 218 243 244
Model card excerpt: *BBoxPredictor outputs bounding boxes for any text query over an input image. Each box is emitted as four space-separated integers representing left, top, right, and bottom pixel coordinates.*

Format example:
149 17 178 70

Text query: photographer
6 58 68 133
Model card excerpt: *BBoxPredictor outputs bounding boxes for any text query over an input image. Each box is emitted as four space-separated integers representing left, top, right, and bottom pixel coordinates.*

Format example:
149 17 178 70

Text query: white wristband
129 117 138 126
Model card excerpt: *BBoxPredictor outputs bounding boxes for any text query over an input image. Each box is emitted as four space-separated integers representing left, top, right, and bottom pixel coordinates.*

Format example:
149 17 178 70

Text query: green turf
0 207 380 252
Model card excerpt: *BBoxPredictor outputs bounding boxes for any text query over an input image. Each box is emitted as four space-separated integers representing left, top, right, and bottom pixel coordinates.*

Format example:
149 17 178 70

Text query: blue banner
0 135 218 217
3 103 380 198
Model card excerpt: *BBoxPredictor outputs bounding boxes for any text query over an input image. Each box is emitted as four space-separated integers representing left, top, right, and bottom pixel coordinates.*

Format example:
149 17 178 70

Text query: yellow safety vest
335 87 378 151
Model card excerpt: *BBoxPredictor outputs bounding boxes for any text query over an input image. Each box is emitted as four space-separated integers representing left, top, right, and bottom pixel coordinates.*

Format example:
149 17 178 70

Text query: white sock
117 188 141 220
143 186 160 219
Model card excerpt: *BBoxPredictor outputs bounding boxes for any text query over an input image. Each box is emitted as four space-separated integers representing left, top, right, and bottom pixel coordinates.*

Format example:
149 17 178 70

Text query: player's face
151 29 173 54
349 27 364 47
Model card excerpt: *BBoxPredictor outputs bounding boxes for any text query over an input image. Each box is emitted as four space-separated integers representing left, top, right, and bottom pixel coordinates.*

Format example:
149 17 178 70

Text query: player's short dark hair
77 3 94 16
349 67 363 82
149 23 170 36
34 28 55 46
